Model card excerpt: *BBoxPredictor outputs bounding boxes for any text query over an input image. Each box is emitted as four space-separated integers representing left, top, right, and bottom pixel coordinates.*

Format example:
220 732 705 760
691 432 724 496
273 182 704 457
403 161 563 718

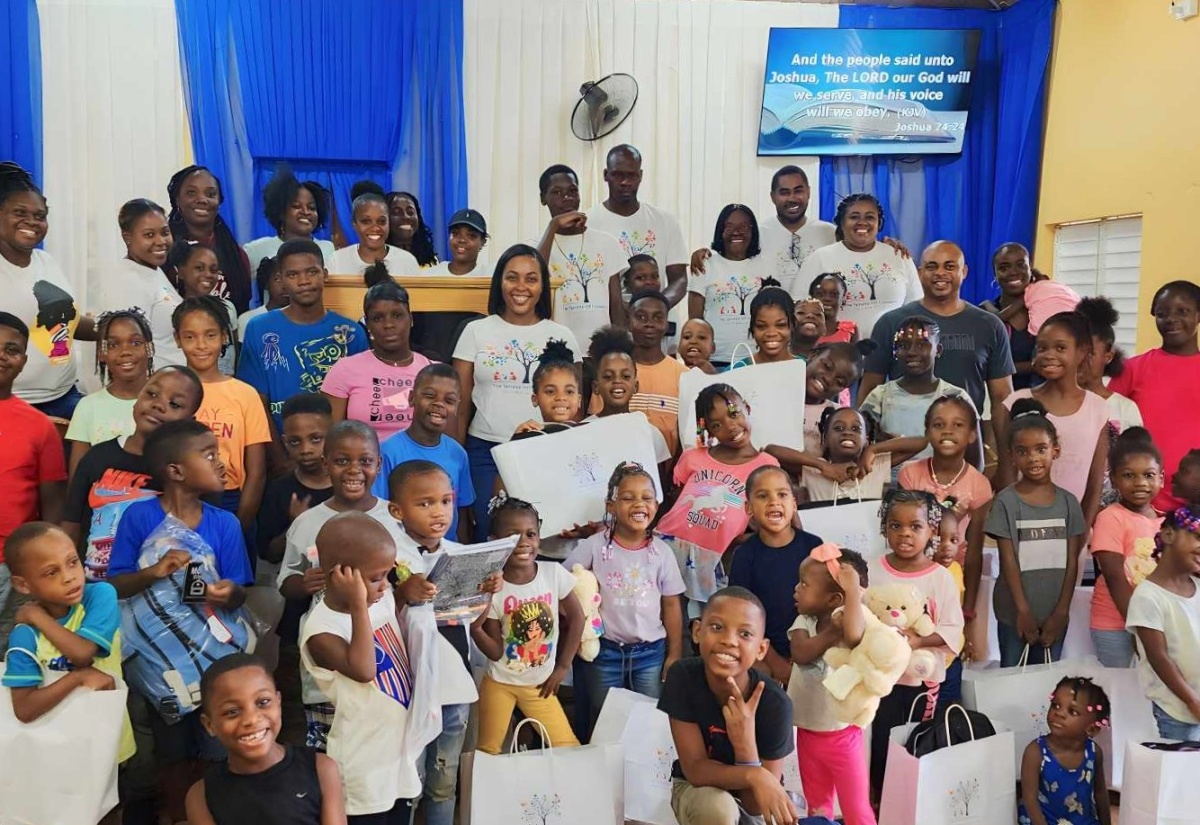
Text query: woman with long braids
0 161 92 420
166 164 254 314
798 192 919 339
92 198 186 368
387 190 440 267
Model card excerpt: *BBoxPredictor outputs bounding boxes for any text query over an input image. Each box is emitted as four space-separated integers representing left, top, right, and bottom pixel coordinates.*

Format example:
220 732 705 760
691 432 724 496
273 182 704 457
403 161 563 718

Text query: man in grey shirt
857 240 1014 418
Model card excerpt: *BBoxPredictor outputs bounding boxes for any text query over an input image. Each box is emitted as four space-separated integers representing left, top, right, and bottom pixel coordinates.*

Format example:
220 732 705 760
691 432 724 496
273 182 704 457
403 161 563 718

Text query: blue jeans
1152 702 1200 742
418 702 469 825
1091 628 1135 668
465 435 501 539
578 637 666 738
997 622 1065 668
31 384 83 420
938 657 963 709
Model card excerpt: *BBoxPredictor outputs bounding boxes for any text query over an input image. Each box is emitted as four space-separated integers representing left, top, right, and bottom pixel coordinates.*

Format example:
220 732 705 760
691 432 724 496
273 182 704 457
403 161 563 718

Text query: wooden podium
324 274 494 318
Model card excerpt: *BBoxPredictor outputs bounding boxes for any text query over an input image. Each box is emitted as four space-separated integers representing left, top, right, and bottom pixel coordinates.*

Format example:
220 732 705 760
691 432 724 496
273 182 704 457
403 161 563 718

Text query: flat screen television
758 28 981 156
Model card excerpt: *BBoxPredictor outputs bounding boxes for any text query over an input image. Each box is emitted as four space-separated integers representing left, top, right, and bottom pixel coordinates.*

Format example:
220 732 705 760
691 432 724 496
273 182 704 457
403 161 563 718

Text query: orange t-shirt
629 357 688 456
1089 504 1164 630
196 378 272 490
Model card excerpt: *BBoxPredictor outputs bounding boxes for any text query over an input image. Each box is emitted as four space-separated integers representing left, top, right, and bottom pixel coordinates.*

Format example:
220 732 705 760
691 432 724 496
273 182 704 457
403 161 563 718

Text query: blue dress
1018 736 1101 825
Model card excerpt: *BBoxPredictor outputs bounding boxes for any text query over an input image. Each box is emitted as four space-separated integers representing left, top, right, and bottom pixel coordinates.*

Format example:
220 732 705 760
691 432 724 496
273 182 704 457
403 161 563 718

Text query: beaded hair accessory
486 490 509 515
893 325 933 344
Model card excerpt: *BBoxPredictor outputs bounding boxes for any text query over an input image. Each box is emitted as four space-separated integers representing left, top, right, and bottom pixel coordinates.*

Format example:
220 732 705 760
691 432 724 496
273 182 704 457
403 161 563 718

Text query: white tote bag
677 359 808 451
960 650 1155 789
878 708 1017 825
592 688 679 825
794 497 887 563
1122 742 1200 825
470 718 625 825
0 653 127 825
492 412 662 537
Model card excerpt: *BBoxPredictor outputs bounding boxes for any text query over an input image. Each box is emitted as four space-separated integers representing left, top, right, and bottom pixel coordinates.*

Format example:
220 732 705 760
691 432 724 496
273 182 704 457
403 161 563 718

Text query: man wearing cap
582 145 688 309
427 209 491 276
536 163 630 347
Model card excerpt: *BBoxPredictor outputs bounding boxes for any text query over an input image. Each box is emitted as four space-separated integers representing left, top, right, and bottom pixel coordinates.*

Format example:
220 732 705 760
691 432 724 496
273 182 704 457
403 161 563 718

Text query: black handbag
905 702 997 757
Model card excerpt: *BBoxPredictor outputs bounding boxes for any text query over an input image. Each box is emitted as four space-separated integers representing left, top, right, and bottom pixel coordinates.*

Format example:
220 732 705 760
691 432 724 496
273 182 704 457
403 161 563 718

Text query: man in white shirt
688 165 836 299
536 165 627 347
583 145 688 310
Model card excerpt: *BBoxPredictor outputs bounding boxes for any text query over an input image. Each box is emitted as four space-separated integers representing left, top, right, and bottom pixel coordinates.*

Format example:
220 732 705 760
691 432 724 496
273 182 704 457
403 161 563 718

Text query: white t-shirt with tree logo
688 253 762 364
798 241 920 339
548 228 627 348
451 315 581 443
584 202 688 267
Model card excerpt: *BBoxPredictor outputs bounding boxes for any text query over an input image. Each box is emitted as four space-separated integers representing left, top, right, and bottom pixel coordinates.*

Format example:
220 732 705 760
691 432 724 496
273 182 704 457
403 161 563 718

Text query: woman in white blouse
452 244 581 536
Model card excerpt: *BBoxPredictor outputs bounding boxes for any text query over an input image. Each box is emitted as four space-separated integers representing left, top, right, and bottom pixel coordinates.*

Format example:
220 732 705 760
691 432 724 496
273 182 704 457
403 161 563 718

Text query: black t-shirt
657 656 793 779
204 745 322 825
257 473 334 642
728 530 823 659
65 439 159 580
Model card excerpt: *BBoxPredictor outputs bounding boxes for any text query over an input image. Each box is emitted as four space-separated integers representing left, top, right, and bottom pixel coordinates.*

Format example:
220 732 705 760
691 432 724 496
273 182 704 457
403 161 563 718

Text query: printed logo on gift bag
519 793 562 825
569 452 604 485
947 777 981 819
654 746 676 785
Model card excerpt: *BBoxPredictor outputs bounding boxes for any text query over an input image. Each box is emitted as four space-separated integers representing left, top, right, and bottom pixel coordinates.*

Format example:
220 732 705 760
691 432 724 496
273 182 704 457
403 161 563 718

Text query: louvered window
1052 216 1142 353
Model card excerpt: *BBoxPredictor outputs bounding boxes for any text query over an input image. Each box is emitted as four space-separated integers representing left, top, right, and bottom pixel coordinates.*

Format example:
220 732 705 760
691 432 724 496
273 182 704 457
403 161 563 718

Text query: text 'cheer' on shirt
799 241 921 340
451 314 581 444
548 227 627 348
320 350 432 444
688 254 761 364
236 308 367 428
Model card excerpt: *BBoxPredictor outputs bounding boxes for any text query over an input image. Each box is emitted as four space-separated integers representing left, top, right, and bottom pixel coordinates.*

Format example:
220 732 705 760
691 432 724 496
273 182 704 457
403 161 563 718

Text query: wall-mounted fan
570 73 639 141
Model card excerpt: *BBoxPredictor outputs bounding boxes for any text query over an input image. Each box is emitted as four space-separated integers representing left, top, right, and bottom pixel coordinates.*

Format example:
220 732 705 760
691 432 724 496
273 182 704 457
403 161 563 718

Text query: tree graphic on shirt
732 277 758 315
563 251 606 304
482 339 541 384
856 262 889 301
520 793 562 824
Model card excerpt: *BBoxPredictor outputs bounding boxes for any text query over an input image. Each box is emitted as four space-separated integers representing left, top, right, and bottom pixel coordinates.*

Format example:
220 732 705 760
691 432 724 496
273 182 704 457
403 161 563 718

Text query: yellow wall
1036 0 1200 352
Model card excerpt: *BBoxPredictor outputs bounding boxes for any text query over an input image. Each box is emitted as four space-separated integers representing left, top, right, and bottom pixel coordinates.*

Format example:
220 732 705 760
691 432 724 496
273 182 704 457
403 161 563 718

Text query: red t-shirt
0 396 67 561
1108 348 1200 512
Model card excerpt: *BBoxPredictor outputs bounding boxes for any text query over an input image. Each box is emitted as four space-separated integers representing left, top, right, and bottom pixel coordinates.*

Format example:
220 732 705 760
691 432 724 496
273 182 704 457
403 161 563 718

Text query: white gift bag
794 498 887 563
0 654 127 825
470 718 624 825
592 688 679 825
878 709 1017 825
677 360 808 451
492 413 662 537
960 650 1155 789
1122 742 1200 825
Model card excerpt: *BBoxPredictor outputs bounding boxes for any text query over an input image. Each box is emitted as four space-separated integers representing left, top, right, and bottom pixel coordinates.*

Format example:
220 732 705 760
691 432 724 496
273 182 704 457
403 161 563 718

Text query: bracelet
735 760 762 767
962 608 977 621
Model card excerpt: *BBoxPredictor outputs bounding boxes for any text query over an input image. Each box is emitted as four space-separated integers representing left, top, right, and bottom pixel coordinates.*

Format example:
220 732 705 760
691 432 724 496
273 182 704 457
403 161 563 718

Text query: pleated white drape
463 0 838 254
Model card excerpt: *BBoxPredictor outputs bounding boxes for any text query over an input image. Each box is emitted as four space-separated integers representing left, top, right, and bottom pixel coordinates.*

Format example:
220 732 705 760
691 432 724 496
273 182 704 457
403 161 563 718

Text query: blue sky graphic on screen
758 29 981 156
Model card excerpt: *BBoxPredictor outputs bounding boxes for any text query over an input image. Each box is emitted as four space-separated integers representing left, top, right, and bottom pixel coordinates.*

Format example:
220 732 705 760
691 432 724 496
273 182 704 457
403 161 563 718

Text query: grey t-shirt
984 485 1086 625
865 301 1014 411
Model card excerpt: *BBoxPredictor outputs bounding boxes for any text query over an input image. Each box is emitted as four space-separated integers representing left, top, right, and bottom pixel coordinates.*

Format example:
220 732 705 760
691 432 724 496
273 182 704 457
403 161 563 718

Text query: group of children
2 218 1200 825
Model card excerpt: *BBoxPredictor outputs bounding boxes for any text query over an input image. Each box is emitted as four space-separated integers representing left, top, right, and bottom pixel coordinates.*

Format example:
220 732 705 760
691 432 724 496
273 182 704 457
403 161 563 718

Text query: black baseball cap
448 208 487 236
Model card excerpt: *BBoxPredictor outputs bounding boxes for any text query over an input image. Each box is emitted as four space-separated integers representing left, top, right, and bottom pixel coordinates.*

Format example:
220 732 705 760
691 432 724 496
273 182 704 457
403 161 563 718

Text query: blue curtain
0 0 42 185
821 0 1055 303
174 0 467 256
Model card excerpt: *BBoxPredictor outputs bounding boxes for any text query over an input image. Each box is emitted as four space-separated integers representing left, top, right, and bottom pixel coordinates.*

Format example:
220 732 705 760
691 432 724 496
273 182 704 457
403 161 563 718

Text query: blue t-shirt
3 581 121 686
108 498 254 585
235 309 367 428
728 529 823 658
371 431 476 537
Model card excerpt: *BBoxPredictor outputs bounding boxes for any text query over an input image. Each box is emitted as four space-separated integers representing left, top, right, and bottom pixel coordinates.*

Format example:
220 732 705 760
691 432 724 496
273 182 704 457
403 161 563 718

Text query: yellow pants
475 674 580 755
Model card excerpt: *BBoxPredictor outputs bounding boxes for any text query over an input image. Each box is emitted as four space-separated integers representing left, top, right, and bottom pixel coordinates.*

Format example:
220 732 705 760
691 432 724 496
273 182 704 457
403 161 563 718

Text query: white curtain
463 0 838 255
37 0 189 315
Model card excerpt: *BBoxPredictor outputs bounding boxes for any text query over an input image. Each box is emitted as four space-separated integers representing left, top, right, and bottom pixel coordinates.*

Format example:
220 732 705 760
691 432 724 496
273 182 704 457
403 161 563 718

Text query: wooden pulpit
324 274 494 318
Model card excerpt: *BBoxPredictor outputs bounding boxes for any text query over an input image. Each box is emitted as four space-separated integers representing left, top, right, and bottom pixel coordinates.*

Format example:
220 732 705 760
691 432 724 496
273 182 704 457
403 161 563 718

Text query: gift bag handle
941 703 977 744
509 717 553 755
729 341 755 369
1016 643 1054 672
905 690 932 723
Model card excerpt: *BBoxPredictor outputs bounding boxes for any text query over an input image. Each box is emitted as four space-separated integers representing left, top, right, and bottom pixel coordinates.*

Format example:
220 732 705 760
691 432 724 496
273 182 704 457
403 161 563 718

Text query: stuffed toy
823 606 912 728
571 564 604 662
1126 536 1157 586
866 583 939 681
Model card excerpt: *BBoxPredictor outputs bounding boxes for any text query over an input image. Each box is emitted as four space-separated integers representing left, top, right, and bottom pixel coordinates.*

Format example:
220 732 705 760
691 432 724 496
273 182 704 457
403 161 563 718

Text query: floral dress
1018 736 1100 825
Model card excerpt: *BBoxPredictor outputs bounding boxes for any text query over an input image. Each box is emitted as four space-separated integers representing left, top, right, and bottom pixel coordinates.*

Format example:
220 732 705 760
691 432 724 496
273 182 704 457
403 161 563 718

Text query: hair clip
1012 409 1044 421
486 491 509 515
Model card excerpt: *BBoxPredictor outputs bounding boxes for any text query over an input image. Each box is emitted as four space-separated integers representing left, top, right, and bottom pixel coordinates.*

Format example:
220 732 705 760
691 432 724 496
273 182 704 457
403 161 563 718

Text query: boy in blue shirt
108 418 254 824
373 363 475 541
728 465 823 684
237 239 366 429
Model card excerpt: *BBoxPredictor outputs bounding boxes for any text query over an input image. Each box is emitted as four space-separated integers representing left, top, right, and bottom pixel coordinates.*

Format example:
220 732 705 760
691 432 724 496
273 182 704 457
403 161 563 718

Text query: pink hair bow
811 542 843 579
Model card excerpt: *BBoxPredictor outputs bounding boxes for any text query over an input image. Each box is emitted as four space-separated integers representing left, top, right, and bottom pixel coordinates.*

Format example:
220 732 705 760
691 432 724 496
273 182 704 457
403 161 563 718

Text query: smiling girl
169 240 240 376
328 193 419 278
243 168 336 299
688 204 763 365
167 165 253 314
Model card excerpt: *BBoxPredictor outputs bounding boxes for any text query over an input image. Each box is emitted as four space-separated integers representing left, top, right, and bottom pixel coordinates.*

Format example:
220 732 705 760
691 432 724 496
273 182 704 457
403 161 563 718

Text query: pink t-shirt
897 458 994 562
1089 504 1164 630
1109 348 1200 512
1004 389 1108 505
655 448 779 554
1024 280 1080 335
320 350 432 443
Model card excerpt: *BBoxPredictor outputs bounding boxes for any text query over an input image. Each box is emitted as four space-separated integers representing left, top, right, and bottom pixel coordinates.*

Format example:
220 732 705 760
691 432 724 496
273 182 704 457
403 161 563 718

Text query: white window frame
1052 214 1143 354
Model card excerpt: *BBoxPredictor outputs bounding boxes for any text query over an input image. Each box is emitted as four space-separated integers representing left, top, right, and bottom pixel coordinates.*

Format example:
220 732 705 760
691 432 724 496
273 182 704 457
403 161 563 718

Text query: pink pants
796 726 876 825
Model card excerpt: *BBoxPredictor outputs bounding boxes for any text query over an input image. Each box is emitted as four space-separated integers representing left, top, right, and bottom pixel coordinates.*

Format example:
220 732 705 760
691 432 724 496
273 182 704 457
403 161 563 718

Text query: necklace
929 457 967 490
372 349 414 368
553 231 587 281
